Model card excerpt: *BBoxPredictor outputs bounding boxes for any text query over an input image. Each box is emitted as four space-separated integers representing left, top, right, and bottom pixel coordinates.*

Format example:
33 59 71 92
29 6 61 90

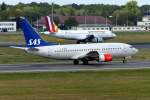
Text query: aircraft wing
72 51 99 61
82 51 99 61
72 51 112 62
41 31 56 35
85 35 95 40
10 46 27 50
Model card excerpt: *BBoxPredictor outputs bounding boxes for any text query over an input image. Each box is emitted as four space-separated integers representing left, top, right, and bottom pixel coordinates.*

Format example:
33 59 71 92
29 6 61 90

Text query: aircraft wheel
73 60 79 65
76 41 80 44
123 57 127 63
82 59 89 65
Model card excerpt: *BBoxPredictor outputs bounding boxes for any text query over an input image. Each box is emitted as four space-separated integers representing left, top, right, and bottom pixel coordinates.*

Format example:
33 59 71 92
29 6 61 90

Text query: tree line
0 1 150 26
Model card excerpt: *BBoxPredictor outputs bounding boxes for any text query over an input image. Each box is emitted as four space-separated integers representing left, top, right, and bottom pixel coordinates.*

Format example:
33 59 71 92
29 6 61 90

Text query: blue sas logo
28 39 41 46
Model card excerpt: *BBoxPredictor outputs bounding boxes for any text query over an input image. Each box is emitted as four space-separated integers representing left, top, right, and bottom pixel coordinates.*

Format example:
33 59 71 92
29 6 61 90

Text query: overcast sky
0 0 149 6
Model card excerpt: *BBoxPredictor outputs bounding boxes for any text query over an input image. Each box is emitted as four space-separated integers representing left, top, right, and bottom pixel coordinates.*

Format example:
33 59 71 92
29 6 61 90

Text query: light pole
115 14 118 26
127 14 129 26
106 16 112 27
84 9 87 27
106 16 108 27
51 0 54 22
94 16 97 24
126 3 129 26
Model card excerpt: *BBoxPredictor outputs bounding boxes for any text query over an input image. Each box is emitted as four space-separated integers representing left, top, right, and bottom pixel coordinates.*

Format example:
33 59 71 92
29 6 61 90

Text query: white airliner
43 16 116 44
12 17 138 65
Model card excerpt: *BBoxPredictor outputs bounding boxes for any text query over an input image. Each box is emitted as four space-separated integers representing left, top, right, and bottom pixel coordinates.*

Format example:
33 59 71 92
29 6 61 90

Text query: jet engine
98 53 112 62
91 37 103 43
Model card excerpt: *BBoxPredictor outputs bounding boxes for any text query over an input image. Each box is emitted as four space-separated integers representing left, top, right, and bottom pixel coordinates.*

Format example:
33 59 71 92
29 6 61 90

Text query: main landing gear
123 57 127 63
82 58 89 65
73 60 79 65
76 41 80 44
76 40 87 44
73 59 89 65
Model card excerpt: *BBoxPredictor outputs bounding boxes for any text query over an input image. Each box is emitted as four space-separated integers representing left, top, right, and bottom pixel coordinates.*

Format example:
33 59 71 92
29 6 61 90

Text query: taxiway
0 61 149 73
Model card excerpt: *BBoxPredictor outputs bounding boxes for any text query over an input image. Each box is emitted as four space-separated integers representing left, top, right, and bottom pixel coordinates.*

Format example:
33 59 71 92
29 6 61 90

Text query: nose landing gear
82 58 89 65
123 57 127 63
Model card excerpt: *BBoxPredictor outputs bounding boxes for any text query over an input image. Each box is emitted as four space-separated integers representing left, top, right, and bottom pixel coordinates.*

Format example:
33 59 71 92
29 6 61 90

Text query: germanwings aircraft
43 16 116 44
11 17 138 65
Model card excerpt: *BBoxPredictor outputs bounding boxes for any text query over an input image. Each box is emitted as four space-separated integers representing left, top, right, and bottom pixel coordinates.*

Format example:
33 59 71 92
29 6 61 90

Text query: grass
107 32 150 43
134 48 150 60
0 70 150 99
0 47 56 64
0 34 24 43
0 32 149 100
0 32 67 44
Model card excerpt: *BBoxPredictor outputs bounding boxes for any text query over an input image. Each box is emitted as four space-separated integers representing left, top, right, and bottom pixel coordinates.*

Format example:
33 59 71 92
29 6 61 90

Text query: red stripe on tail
50 18 55 33
44 16 54 33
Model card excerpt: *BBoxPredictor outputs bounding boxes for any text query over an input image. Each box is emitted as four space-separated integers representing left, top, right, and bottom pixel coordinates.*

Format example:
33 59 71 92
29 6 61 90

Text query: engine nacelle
91 37 103 43
98 53 112 62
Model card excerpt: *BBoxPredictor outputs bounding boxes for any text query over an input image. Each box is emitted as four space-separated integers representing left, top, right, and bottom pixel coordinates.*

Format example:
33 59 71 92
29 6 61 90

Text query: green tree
112 10 128 25
0 11 9 20
69 8 76 16
124 1 141 25
112 1 141 25
59 8 65 15
9 8 23 17
1 2 7 11
22 6 41 22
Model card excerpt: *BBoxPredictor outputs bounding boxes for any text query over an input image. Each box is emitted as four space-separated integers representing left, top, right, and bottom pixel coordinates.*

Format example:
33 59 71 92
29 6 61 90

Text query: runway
132 43 150 48
0 61 150 73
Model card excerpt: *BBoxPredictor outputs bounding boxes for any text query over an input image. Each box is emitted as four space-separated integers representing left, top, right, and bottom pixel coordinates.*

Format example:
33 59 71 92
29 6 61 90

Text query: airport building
112 26 145 32
112 12 150 32
137 12 150 31
68 16 111 30
35 14 150 32
0 22 16 32
72 24 110 31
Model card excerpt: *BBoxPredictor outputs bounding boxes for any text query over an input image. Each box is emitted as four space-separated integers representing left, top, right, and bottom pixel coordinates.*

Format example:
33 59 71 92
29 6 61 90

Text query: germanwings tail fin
44 16 58 33
19 17 57 47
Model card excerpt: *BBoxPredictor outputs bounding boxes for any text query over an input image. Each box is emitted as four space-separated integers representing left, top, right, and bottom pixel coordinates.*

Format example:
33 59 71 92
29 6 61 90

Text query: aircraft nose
133 48 138 54
112 33 116 38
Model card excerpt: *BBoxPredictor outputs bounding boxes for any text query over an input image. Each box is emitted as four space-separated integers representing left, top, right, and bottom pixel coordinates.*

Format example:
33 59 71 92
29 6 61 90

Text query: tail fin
44 16 58 33
19 17 57 47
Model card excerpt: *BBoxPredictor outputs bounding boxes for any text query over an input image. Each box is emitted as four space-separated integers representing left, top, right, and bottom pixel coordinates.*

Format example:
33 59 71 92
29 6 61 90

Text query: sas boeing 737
43 16 116 44
11 17 138 65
